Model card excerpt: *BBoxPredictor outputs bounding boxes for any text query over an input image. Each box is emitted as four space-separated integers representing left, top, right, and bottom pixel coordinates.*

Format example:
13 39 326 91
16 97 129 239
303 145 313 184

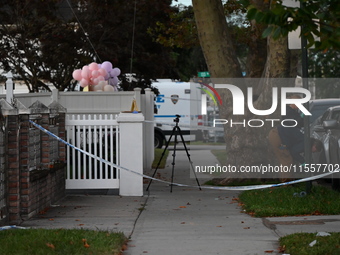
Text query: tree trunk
246 0 269 79
193 0 296 183
192 0 243 78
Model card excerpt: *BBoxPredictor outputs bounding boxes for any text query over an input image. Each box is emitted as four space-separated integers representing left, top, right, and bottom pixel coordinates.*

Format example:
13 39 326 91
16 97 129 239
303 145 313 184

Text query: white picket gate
65 114 119 189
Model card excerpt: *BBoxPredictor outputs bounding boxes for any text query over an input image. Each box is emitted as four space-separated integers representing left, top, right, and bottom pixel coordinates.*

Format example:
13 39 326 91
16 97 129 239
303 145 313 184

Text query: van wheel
154 133 164 148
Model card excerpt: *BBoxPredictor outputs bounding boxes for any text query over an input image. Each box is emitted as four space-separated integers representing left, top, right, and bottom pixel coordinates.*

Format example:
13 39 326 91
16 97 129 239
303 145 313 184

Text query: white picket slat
65 114 119 189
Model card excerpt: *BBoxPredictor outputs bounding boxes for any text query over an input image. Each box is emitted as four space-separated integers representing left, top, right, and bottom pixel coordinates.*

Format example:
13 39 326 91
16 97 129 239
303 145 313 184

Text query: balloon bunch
72 61 121 91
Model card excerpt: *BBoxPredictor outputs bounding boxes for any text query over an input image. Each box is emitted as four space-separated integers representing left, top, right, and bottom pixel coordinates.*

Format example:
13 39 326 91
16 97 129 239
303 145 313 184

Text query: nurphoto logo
212 84 311 128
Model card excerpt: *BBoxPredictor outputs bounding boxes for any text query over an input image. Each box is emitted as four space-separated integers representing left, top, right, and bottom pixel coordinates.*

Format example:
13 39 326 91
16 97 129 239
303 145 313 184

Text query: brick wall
0 99 66 224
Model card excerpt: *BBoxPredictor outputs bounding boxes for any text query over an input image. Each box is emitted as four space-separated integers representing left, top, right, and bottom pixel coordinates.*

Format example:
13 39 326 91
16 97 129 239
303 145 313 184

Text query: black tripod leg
177 127 201 190
146 126 175 191
170 127 179 193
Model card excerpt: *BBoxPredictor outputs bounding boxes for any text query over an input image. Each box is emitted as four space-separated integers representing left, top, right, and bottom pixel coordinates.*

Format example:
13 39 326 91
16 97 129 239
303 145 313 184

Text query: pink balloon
81 66 90 79
101 61 113 73
92 77 100 85
72 69 82 80
111 68 121 77
98 68 107 77
91 70 99 78
80 78 89 87
97 75 105 82
89 62 99 71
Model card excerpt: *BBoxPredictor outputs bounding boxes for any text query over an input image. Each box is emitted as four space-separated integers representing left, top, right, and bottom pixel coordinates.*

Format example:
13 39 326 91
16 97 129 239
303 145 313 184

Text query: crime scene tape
0 225 28 231
29 120 339 191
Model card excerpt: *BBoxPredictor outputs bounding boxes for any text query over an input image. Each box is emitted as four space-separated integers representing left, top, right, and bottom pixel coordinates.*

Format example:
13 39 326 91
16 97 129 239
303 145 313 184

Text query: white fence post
51 89 59 103
143 88 154 168
5 72 14 104
117 112 144 196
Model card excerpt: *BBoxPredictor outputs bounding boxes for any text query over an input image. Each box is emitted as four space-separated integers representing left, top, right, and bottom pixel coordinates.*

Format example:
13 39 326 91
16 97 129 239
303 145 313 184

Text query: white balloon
103 85 114 91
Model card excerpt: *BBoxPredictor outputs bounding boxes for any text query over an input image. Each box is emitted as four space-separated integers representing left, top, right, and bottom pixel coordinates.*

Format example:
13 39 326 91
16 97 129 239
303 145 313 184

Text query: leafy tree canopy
0 0 188 92
242 0 340 50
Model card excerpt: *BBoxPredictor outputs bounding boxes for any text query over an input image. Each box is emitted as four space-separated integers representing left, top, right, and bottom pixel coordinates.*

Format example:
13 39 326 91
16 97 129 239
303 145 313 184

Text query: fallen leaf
180 222 186 224
186 202 191 205
278 245 285 253
216 226 222 227
46 243 55 249
49 218 54 221
243 227 250 229
179 206 186 208
264 250 274 253
313 210 322 215
82 239 87 243
121 244 128 251
241 221 244 223
78 224 84 226
84 243 90 248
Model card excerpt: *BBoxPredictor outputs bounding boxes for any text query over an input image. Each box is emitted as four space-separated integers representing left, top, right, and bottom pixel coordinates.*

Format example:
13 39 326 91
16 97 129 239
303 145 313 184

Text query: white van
153 79 205 148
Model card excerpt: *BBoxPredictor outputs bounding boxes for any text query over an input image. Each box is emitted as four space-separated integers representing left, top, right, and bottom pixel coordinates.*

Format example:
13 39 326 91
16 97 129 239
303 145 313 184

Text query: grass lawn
0 228 127 255
152 148 169 169
279 232 340 255
238 183 340 217
239 183 340 255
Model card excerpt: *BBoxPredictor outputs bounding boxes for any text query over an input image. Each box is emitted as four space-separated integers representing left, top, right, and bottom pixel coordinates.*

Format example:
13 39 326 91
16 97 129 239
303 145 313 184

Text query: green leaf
262 26 273 38
247 8 258 20
272 27 282 39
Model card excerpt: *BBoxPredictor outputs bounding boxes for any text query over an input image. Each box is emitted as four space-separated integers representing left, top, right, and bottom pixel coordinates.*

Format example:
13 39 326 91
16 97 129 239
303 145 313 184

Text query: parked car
311 105 340 141
307 100 340 190
309 98 340 123
309 100 340 166
202 108 224 143
320 119 340 190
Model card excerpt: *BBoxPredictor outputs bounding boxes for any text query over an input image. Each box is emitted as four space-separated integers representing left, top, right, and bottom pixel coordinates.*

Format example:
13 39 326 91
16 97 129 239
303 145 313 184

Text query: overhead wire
65 0 137 82
129 0 137 83
65 0 102 63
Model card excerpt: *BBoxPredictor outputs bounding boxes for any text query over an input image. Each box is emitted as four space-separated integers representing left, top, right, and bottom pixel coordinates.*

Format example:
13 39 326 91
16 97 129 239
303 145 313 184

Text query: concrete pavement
20 194 146 238
20 146 340 255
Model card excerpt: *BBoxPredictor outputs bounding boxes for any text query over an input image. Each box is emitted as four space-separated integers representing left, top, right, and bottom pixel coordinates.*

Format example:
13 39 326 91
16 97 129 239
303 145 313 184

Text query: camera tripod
146 114 201 192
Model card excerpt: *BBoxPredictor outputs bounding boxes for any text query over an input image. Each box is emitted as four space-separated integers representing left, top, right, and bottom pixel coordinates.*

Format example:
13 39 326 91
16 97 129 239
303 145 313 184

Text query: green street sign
198 71 210 78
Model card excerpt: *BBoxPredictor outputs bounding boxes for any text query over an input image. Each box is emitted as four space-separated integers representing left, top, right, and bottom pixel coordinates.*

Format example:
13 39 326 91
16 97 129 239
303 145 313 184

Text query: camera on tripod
174 114 181 123
146 113 201 192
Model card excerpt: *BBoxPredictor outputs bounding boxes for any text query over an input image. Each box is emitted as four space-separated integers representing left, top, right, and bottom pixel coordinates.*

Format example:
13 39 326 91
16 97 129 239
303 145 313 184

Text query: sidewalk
20 147 340 255
125 148 279 255
20 194 146 238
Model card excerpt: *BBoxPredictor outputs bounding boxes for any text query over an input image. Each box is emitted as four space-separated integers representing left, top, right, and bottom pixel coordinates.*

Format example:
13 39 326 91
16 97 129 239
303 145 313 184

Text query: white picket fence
1 74 151 196
65 114 119 190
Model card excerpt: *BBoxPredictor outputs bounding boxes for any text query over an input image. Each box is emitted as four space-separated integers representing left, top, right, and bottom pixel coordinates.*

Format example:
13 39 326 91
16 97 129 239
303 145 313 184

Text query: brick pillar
58 112 66 162
41 112 51 170
48 101 66 203
7 114 21 223
55 111 66 203
18 114 30 219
